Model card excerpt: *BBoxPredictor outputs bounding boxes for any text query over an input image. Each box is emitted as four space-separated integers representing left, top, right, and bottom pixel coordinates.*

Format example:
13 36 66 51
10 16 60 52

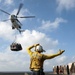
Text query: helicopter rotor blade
1 19 10 21
17 19 22 26
0 9 10 15
16 3 23 16
17 16 35 18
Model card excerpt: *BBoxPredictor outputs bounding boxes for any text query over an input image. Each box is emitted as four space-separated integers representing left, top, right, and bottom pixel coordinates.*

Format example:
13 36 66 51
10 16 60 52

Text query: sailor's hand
58 49 65 55
34 44 40 47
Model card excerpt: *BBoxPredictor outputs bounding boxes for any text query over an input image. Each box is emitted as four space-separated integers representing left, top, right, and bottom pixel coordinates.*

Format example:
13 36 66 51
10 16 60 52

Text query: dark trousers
31 69 45 75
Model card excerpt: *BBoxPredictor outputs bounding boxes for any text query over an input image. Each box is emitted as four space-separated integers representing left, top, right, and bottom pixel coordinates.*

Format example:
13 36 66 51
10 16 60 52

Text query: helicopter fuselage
11 15 21 29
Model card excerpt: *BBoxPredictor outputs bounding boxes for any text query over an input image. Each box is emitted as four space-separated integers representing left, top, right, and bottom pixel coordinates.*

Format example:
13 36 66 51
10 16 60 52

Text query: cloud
16 30 59 50
70 56 75 62
0 48 29 71
11 8 29 16
56 0 75 12
0 22 15 41
55 55 67 64
0 0 1 2
4 0 13 5
39 18 67 31
0 29 59 71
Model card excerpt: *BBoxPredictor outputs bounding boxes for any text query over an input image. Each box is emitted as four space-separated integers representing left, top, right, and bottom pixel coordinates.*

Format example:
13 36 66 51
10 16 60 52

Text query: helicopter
0 3 35 33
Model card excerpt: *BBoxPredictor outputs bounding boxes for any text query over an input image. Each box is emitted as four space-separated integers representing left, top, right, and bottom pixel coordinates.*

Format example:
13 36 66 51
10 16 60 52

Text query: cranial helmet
36 45 45 52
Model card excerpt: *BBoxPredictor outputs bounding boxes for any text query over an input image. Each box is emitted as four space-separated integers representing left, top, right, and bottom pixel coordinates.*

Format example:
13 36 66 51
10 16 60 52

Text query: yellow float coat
27 45 60 70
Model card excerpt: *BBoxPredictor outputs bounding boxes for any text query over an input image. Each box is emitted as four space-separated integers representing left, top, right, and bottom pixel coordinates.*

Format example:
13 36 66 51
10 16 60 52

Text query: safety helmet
36 45 45 52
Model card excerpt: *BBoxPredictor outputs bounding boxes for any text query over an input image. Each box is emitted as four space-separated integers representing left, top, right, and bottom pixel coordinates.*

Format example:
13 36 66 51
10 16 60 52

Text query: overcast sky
0 0 75 72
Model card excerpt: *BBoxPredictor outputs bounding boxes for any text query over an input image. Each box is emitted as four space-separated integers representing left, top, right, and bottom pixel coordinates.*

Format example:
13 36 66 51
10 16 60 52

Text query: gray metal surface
0 72 68 75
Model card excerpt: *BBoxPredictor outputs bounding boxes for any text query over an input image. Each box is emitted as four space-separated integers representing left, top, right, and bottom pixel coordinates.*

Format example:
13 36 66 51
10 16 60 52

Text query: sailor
27 44 65 75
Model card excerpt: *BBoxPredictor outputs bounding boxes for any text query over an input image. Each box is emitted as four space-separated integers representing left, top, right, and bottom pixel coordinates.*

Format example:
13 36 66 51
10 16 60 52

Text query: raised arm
43 50 65 60
27 44 40 56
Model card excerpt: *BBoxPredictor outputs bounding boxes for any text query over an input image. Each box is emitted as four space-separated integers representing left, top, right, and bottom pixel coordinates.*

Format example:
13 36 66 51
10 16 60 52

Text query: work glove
34 44 40 47
58 49 65 55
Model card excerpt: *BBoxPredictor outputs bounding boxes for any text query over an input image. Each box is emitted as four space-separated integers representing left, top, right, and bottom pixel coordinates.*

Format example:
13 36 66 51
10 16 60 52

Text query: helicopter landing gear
12 26 15 29
19 26 21 29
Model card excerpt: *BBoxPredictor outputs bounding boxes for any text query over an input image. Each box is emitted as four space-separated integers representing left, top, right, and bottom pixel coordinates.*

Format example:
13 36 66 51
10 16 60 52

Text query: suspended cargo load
10 42 22 51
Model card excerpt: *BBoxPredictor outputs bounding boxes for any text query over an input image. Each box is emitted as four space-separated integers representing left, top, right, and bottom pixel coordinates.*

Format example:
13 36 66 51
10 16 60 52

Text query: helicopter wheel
19 26 21 29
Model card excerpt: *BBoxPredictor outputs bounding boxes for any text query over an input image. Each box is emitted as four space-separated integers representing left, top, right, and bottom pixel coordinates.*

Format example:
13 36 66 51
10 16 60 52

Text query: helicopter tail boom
18 29 25 33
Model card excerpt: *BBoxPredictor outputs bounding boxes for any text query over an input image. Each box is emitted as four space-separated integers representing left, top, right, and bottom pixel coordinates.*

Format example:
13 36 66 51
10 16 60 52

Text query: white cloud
16 30 59 51
0 22 15 41
39 18 67 31
4 0 13 5
0 48 29 71
0 29 59 71
56 55 67 64
0 0 1 2
71 56 75 62
11 8 29 16
56 0 75 12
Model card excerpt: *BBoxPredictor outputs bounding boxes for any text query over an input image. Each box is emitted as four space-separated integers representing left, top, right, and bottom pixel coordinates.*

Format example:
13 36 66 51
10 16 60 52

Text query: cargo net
10 42 22 51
